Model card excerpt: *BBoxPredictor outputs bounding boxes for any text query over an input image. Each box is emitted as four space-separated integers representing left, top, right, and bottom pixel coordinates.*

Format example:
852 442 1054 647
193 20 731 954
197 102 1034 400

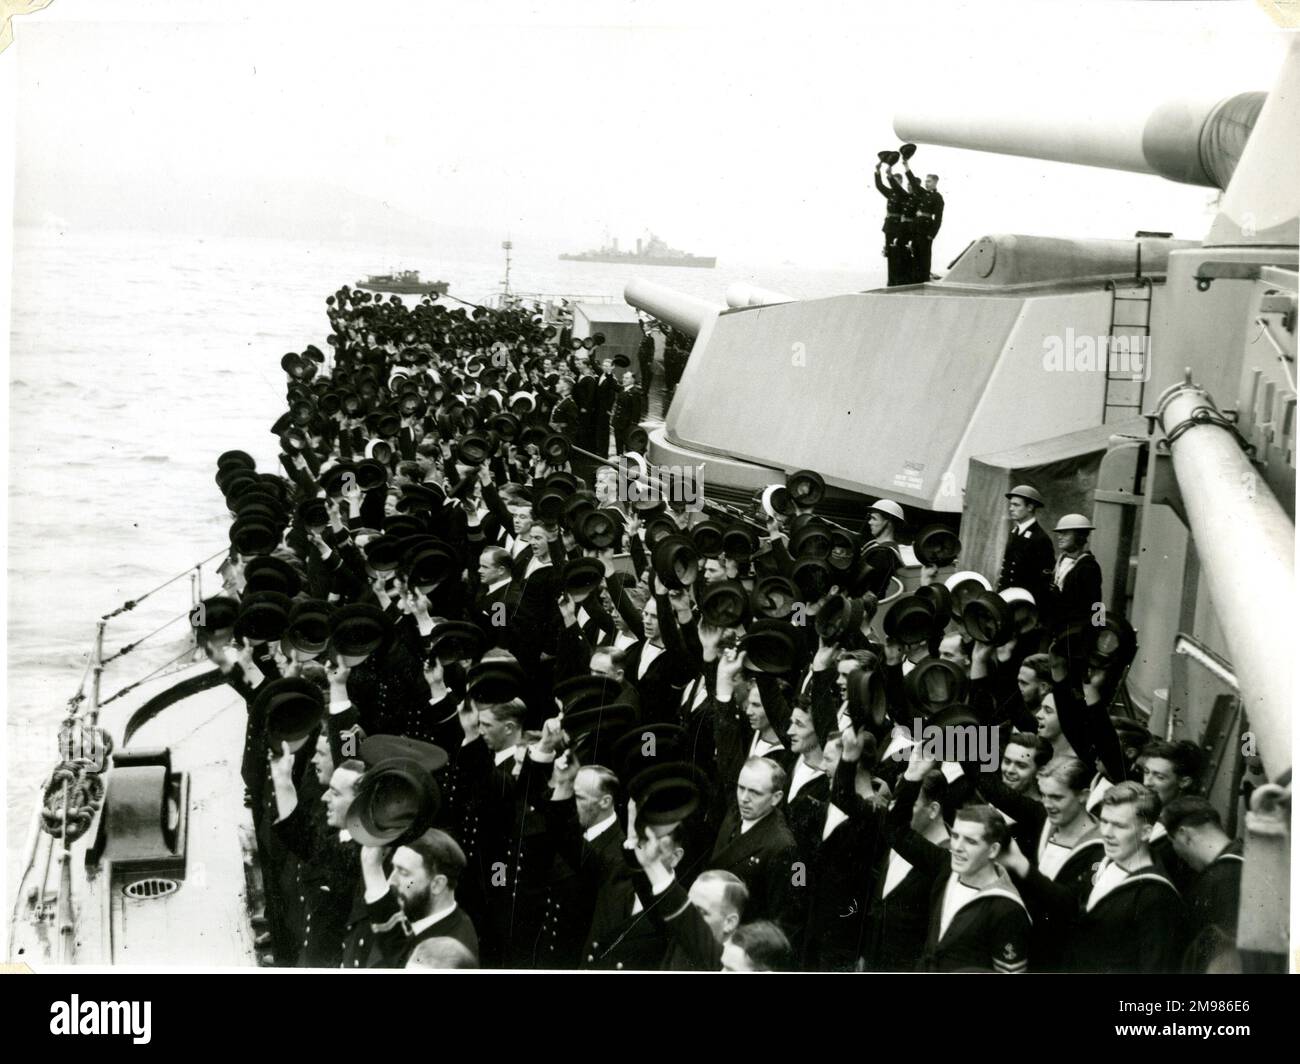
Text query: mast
500 239 513 301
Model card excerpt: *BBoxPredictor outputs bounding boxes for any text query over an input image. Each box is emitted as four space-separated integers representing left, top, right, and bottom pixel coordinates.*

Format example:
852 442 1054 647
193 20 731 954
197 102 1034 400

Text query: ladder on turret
1102 276 1154 423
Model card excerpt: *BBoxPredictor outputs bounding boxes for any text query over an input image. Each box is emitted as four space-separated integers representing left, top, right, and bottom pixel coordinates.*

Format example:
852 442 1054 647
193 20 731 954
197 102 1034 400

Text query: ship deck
9 665 260 968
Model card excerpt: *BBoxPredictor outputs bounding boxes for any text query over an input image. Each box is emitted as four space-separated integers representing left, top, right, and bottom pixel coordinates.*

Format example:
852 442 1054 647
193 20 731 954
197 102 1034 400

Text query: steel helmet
1005 484 1045 507
1054 513 1095 533
868 499 906 524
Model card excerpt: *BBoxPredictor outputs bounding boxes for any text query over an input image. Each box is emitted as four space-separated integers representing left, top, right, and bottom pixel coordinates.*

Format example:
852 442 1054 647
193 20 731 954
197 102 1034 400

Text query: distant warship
561 233 716 269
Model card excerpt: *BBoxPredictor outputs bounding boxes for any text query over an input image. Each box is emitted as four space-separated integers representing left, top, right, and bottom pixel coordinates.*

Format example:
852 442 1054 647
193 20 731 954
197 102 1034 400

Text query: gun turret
895 91 1264 190
725 283 794 309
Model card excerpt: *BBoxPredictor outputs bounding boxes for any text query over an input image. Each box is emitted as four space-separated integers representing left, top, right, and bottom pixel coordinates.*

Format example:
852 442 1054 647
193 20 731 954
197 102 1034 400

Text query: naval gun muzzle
895 91 1265 190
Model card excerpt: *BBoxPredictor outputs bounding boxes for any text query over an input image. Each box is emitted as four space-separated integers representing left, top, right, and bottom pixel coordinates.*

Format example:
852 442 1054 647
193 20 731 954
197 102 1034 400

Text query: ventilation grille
122 877 179 900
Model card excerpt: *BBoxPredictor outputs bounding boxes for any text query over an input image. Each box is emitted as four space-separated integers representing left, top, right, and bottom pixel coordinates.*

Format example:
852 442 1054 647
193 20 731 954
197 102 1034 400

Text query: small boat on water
356 270 449 296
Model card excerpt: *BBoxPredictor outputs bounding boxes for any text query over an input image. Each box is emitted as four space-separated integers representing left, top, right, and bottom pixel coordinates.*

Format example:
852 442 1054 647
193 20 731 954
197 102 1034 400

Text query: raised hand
812 638 838 672
538 716 566 756
557 592 578 628
551 751 580 792
840 724 866 764
625 796 641 844
326 661 351 699
457 698 479 741
904 737 936 782
408 587 432 623
998 835 1030 878
717 647 747 680
629 823 665 871
697 622 723 657
268 740 295 787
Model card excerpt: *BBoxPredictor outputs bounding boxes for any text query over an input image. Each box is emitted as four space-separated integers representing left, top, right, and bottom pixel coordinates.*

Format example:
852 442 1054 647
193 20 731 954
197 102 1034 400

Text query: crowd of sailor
196 284 1243 972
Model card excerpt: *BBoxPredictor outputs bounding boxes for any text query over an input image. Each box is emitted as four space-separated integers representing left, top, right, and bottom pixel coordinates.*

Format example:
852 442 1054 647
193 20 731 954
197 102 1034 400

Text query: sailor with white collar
885 747 1030 972
918 802 1031 972
987 757 1103 971
1064 781 1189 972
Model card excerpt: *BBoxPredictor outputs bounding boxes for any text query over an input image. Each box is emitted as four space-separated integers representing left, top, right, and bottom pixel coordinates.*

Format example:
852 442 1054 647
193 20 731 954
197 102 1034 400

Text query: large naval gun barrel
1155 376 1294 780
624 278 724 338
895 91 1265 190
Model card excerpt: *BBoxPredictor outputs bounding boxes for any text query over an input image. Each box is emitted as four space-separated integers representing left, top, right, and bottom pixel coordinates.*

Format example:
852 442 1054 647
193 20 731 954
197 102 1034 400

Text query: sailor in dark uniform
611 371 644 456
1160 796 1243 971
594 357 620 457
359 830 480 968
572 362 599 452
254 678 323 965
982 757 1104 970
853 498 905 599
918 806 1031 972
636 327 656 417
900 147 943 283
884 745 1031 972
549 377 580 439
798 728 890 971
330 605 431 741
537 753 626 968
708 758 803 938
998 484 1055 609
446 696 555 968
582 820 685 970
1137 738 1204 893
474 546 518 637
1029 781 1188 972
1049 513 1104 627
270 742 365 968
873 152 912 287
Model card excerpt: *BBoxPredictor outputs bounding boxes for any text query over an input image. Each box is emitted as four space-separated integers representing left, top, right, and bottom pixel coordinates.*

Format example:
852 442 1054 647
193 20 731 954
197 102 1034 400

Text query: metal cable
99 645 198 708
99 548 228 620
100 610 193 665
1162 403 1256 456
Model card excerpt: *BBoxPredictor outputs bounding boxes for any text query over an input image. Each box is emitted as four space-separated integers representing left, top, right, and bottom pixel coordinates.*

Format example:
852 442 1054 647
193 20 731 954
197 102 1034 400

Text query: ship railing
9 547 228 964
488 291 623 308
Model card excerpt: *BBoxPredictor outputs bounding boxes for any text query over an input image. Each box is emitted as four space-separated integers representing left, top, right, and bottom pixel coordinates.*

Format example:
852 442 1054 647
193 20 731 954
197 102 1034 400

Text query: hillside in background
13 170 549 256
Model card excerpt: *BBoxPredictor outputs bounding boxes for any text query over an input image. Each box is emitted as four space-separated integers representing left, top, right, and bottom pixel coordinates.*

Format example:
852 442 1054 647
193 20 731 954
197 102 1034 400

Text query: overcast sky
2 0 1290 268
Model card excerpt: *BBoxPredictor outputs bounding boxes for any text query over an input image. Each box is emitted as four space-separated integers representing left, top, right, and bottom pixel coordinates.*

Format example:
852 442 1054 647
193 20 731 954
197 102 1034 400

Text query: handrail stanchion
90 621 106 726
56 784 74 965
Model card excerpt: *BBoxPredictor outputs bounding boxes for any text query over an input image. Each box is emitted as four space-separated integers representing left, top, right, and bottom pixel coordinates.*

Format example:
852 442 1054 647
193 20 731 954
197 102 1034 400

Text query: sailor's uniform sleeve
1136 883 1190 974
990 902 1031 974
365 887 413 968
649 879 722 970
